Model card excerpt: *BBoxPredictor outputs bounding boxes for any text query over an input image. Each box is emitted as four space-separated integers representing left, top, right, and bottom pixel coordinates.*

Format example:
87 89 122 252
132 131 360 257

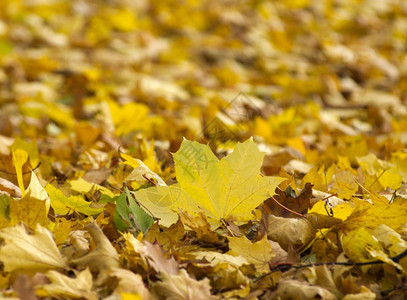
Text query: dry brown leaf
267 215 316 252
144 242 178 275
271 279 337 300
265 183 313 218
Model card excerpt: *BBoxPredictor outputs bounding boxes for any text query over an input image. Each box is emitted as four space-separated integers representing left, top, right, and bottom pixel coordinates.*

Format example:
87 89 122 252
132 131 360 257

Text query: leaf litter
1 0 407 299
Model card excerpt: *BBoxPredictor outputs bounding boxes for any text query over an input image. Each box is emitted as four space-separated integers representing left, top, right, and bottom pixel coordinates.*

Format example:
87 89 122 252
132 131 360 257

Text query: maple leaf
265 182 314 217
343 192 407 231
227 235 274 273
135 138 284 228
144 242 178 275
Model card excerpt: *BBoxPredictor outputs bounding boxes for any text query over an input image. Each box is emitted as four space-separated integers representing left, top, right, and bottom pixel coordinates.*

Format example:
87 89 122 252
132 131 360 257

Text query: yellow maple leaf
9 172 50 229
10 194 48 230
372 224 407 272
132 185 184 227
342 227 402 271
227 235 274 274
343 193 407 231
0 223 67 274
357 153 402 190
135 138 284 228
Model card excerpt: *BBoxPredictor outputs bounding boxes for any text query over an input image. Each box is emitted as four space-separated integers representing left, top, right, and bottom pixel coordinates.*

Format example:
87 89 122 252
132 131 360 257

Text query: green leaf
113 188 154 233
0 195 10 220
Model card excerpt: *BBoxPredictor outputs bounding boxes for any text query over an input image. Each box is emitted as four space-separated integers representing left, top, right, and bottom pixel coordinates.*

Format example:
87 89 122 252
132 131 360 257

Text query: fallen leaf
227 235 274 273
0 224 67 274
152 269 216 300
342 286 376 300
9 192 48 230
271 279 337 300
98 268 150 300
342 226 402 271
144 242 178 275
120 153 166 186
136 138 284 228
143 220 185 253
12 274 40 300
132 185 184 227
265 182 314 217
46 184 102 216
179 210 219 243
192 251 249 268
372 224 407 271
113 189 153 233
36 268 97 300
70 178 115 198
343 195 407 231
0 177 21 197
25 172 50 214
71 223 120 272
267 215 316 252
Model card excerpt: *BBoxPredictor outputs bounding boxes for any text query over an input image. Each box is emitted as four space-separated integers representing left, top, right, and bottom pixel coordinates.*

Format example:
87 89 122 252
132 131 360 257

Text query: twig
255 249 407 283
142 174 157 186
0 161 42 175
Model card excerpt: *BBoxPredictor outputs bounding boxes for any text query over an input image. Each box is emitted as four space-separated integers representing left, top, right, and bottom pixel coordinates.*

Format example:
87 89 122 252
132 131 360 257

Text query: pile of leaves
1 0 407 299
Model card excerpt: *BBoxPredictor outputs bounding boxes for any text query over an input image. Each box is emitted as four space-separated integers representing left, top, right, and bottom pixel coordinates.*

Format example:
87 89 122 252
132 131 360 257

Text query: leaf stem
270 195 306 218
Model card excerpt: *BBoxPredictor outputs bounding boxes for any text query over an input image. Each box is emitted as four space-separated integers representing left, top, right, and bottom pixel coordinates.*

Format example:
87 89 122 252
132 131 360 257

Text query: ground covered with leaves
1 0 407 299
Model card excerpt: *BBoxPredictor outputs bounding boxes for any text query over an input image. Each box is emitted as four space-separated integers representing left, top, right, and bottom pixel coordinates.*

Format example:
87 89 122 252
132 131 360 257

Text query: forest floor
1 0 407 299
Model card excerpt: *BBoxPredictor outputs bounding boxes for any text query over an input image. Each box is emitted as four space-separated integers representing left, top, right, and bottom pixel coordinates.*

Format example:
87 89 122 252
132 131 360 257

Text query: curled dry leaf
71 223 120 273
0 177 21 197
267 215 317 252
